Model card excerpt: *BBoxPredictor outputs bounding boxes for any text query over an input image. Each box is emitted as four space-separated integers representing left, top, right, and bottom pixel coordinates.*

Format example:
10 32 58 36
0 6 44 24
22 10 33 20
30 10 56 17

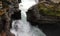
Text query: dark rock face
11 10 21 20
27 8 60 25
38 24 60 36
0 0 21 36
26 5 40 24
18 0 21 3
27 2 60 25
26 2 60 36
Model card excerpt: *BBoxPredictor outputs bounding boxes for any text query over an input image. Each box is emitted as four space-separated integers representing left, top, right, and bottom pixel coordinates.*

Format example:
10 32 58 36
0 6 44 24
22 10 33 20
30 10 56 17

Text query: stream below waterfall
10 0 46 36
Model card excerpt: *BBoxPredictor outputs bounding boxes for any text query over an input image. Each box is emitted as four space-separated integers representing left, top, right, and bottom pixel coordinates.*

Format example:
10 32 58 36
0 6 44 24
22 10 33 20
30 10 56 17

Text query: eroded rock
0 0 21 36
27 1 60 25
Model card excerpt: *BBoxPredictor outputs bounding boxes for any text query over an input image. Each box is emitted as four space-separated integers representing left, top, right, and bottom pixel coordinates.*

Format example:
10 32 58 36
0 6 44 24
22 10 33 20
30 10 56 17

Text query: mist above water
10 0 46 36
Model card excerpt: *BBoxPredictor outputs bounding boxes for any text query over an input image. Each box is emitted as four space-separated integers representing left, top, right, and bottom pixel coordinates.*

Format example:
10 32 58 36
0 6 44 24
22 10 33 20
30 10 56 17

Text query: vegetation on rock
38 2 60 16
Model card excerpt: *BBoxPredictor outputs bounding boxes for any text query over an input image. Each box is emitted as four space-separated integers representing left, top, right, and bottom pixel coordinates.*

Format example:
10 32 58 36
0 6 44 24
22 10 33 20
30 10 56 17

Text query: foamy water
10 0 46 36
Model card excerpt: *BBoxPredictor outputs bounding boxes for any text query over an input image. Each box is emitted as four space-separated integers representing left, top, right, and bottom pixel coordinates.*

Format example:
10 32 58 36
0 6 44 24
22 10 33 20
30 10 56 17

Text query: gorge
10 0 46 36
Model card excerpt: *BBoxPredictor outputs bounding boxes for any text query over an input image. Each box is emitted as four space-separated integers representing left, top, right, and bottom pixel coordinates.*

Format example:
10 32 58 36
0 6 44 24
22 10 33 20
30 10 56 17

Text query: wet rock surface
26 1 60 36
38 24 60 36
27 8 60 24
11 10 21 20
27 1 60 24
0 0 21 36
27 8 60 36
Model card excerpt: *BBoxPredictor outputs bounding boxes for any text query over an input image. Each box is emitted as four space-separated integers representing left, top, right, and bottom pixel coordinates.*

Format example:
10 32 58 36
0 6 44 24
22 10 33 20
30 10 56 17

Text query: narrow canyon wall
27 0 60 25
0 0 21 36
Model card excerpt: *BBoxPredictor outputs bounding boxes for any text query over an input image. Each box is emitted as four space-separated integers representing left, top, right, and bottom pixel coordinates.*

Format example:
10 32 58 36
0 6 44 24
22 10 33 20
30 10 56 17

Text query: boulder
26 1 60 25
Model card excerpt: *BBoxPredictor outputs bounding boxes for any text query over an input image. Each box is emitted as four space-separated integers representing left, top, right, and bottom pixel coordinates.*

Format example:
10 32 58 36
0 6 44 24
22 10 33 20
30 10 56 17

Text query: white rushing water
10 0 46 36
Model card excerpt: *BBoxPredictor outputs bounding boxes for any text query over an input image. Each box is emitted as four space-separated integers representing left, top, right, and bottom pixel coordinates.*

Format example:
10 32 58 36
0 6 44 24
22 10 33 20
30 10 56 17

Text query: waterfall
10 0 46 36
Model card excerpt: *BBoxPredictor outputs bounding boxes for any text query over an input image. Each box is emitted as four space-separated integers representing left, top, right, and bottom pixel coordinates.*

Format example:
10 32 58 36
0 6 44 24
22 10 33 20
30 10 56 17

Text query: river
10 0 46 36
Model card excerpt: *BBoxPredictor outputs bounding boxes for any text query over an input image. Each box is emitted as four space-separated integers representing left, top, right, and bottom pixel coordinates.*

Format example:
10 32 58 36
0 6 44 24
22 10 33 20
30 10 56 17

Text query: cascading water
10 0 46 36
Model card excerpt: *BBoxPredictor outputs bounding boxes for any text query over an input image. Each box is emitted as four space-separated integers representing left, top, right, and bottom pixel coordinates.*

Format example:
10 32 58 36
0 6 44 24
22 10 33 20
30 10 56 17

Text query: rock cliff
27 1 60 25
0 0 21 36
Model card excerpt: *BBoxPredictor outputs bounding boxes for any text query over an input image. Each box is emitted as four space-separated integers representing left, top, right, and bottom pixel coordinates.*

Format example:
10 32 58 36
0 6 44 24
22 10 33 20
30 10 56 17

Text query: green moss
38 3 60 16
